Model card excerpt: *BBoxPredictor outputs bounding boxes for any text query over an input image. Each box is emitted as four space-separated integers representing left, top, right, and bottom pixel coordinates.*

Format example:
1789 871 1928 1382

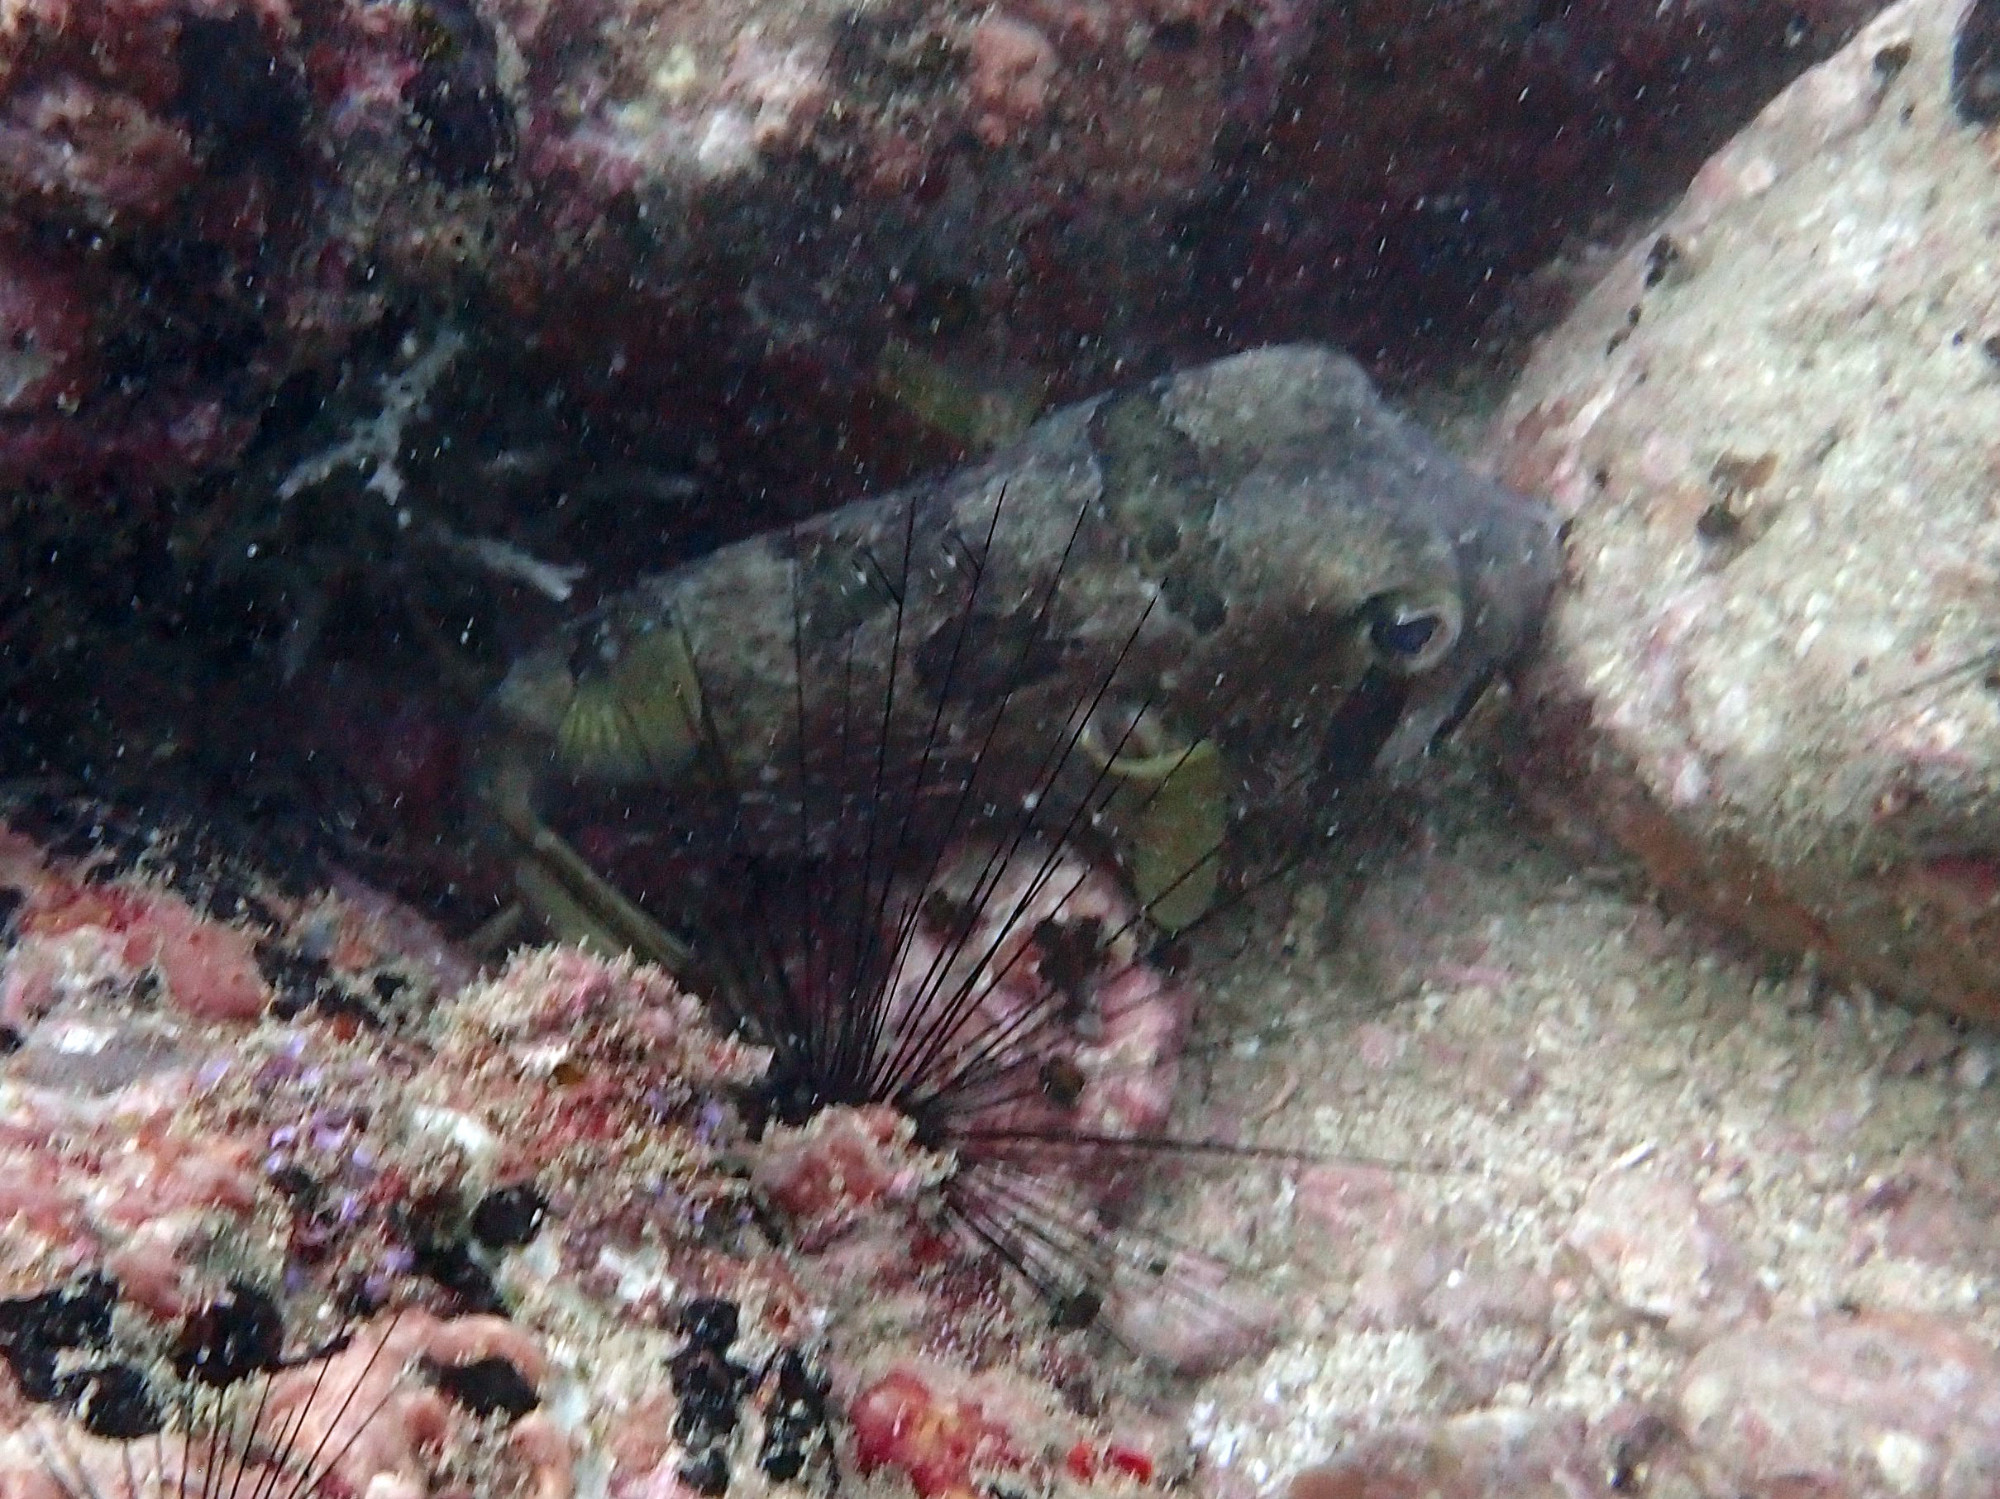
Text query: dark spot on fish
408 0 516 186
1152 18 1201 50
916 602 1065 700
1162 569 1228 633
1643 235 1682 290
1088 389 1217 547
0 886 22 932
1696 501 1744 542
0 1027 21 1054
426 1355 540 1419
175 1281 286 1386
1874 40 1914 83
470 1183 548 1249
62 1363 162 1439
1142 519 1182 561
1956 0 2000 124
800 542 903 640
1982 334 2000 366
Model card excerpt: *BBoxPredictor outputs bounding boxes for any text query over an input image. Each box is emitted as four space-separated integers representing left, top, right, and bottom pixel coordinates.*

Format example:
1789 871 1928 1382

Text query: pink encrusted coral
0 805 1248 1499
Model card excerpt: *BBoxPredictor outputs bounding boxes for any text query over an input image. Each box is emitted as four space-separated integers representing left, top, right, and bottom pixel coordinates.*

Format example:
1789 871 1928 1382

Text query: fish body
479 345 1560 936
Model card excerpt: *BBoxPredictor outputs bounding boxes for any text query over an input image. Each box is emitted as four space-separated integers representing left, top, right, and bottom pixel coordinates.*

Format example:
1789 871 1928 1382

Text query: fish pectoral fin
1085 721 1228 934
1117 737 1226 934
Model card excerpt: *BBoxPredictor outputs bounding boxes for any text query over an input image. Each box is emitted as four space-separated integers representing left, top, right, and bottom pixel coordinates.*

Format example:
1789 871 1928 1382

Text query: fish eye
1361 589 1462 675
1373 612 1437 656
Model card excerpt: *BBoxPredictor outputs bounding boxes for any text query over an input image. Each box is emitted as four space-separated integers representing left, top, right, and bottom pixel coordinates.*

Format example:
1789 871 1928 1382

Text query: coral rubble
0 797 1260 1498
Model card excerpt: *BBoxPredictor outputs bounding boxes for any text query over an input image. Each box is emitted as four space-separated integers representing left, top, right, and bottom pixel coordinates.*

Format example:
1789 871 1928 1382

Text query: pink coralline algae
0 803 1251 1499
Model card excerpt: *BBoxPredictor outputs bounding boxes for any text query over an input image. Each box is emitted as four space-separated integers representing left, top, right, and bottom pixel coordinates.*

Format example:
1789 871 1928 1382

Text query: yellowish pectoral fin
1108 737 1226 933
557 624 704 786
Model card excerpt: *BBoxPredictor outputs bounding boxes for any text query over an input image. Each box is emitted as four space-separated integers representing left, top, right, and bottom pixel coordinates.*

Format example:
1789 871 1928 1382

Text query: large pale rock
1495 0 2000 1025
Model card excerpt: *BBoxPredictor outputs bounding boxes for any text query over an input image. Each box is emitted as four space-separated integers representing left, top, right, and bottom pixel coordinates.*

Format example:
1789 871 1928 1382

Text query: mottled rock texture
1679 1314 2000 1497
0 797 1223 1499
1495 0 2000 1027
0 0 1881 502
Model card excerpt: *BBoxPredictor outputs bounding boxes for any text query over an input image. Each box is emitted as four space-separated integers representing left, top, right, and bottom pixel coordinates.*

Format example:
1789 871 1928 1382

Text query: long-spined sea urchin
483 479 1460 1369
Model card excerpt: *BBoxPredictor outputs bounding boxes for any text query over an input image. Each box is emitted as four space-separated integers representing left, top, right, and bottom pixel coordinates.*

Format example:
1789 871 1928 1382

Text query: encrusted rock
1567 1170 1769 1344
1677 1313 2000 1497
1494 0 2000 1026
0 0 1880 499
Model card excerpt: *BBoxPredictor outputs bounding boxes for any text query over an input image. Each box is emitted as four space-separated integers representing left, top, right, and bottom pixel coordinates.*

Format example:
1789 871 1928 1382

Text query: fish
473 342 1560 963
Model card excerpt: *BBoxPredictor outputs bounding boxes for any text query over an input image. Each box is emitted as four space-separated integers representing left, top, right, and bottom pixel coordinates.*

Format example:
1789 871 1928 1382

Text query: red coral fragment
1064 1439 1156 1486
21 879 268 1021
850 1369 1018 1499
753 1105 941 1249
1105 1444 1155 1484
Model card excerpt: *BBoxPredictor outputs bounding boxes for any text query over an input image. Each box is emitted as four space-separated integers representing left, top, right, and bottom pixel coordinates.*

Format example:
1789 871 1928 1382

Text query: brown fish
477 343 1557 950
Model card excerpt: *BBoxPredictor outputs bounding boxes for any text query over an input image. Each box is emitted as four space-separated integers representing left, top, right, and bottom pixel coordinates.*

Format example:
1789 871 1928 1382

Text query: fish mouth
1370 486 1564 775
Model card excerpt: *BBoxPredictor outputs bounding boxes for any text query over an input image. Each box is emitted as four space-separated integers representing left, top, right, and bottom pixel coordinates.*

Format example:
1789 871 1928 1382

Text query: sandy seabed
1136 753 2000 1496
5 750 1999 1499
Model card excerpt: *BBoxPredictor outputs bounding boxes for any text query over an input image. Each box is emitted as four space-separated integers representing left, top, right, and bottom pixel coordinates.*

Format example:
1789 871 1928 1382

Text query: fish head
1366 462 1563 773
1141 345 1562 784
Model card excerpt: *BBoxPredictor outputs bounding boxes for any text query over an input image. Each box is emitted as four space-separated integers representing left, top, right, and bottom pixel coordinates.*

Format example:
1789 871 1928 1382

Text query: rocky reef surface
0 794 1242 1499
1495 0 2000 1028
10 755 2000 1499
15 0 2000 1497
0 0 1879 505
